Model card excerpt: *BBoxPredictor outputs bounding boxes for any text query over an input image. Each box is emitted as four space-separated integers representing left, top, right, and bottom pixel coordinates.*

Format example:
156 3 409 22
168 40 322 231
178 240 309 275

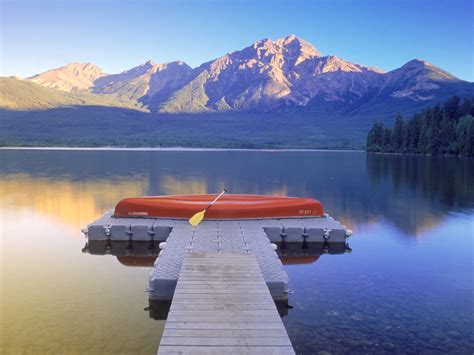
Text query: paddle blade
189 210 205 226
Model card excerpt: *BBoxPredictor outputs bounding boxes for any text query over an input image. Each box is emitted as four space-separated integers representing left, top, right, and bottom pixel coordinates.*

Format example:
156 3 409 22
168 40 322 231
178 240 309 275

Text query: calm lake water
1 149 473 354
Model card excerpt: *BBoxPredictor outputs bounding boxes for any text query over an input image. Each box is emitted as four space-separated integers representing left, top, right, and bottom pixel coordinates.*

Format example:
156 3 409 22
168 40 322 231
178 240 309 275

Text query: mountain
29 63 106 92
160 35 388 112
382 59 462 101
0 77 142 110
22 35 473 114
1 35 473 148
93 60 194 105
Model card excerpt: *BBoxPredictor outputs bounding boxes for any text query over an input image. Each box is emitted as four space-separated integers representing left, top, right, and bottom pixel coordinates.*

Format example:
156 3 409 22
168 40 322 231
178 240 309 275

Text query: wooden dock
158 253 295 354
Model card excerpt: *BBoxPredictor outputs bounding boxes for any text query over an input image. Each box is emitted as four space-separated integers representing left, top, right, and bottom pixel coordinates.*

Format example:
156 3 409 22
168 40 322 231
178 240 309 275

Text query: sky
1 0 473 81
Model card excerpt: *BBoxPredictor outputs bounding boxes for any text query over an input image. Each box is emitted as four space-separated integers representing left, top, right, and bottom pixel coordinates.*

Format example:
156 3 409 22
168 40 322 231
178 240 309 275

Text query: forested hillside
0 77 143 110
366 96 474 157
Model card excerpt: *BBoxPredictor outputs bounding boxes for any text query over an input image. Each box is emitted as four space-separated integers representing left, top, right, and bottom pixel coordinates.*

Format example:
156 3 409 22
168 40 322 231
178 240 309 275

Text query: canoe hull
114 194 324 219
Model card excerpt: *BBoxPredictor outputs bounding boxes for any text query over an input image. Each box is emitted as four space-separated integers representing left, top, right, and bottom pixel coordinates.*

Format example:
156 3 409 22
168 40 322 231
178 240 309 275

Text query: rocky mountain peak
248 35 321 61
28 62 105 92
143 60 156 68
394 59 459 82
275 35 321 58
136 60 193 75
158 61 192 70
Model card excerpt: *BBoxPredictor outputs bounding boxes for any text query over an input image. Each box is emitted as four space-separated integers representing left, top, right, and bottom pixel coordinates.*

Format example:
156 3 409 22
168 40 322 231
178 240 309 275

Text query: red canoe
114 194 324 219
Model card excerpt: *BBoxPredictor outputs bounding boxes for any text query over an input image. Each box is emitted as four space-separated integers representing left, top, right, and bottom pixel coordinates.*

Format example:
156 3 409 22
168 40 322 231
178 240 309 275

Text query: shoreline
0 146 365 153
367 151 472 158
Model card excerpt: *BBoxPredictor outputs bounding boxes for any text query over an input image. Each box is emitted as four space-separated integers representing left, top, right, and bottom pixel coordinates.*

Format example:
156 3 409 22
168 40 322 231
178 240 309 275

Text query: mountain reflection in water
1 150 472 236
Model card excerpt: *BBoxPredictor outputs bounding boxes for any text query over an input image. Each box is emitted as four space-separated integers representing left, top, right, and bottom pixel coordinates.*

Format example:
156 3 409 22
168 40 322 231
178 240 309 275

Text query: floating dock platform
83 212 350 300
83 209 351 354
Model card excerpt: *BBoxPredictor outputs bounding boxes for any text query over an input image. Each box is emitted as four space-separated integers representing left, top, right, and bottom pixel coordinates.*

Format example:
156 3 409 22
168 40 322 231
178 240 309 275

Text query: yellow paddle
188 189 227 226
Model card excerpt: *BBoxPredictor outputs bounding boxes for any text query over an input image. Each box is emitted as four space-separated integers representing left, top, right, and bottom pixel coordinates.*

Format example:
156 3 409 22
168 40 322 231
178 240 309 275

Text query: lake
1 149 473 354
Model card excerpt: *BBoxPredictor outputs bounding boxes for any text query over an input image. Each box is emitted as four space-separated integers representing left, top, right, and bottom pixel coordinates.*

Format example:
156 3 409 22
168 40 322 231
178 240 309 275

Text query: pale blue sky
1 0 473 80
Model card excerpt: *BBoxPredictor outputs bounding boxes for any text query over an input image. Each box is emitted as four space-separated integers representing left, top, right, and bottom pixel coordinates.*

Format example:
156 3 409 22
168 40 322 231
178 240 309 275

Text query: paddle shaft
205 189 227 211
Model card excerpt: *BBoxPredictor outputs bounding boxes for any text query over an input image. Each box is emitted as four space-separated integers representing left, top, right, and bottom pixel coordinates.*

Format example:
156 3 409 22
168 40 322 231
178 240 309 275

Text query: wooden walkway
158 253 295 354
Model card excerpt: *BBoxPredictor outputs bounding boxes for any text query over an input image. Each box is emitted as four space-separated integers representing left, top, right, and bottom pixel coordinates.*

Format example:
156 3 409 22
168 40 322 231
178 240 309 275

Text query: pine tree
427 104 443 154
406 114 421 152
461 97 474 116
444 96 461 122
417 109 431 154
439 112 456 154
391 114 405 153
456 115 474 157
366 121 383 152
382 127 392 152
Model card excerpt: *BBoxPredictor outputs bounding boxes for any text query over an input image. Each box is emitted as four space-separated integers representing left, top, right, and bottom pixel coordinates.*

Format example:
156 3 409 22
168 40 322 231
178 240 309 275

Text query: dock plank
170 304 278 311
162 329 289 338
160 336 292 346
158 253 294 354
158 345 295 354
164 322 287 330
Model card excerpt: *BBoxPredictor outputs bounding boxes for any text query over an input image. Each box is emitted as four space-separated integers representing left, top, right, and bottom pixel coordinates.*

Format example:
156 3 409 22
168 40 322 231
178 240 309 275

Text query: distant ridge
29 63 106 93
0 77 142 110
17 35 472 114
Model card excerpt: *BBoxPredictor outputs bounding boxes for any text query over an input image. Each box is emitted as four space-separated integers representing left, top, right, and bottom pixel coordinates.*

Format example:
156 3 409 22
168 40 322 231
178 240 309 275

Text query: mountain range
22 35 472 113
1 35 473 148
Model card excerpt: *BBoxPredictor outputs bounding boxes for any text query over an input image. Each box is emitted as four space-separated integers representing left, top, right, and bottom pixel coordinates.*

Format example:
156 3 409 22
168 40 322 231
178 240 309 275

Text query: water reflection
366 154 474 235
366 154 473 206
83 240 351 269
84 240 160 257
160 175 212 195
0 173 148 229
2 150 472 237
279 241 351 265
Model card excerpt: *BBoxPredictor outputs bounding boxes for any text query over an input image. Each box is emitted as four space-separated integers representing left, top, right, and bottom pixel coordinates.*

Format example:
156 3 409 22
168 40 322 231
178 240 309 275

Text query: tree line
366 96 474 157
